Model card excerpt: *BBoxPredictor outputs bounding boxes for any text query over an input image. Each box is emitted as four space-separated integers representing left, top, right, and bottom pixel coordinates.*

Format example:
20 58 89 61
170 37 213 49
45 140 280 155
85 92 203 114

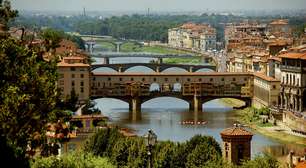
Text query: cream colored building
57 57 90 103
168 23 216 51
253 73 280 108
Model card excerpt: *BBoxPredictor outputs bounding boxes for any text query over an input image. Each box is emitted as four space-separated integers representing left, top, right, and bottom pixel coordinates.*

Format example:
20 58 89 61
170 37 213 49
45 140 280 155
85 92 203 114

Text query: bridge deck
91 52 196 58
92 72 253 76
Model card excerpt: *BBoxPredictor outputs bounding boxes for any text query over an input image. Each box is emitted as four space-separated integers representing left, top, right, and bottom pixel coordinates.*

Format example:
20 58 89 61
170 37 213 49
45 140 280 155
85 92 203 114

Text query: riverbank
234 107 306 147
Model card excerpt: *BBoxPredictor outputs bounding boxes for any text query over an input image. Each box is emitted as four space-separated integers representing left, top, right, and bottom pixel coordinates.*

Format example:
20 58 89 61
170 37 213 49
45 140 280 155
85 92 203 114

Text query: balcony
280 65 302 72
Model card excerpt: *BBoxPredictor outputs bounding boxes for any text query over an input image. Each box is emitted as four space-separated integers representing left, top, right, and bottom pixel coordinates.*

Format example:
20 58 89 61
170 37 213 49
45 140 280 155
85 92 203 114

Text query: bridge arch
92 67 118 73
124 66 155 73
142 96 190 107
201 97 251 108
161 67 189 73
194 68 215 73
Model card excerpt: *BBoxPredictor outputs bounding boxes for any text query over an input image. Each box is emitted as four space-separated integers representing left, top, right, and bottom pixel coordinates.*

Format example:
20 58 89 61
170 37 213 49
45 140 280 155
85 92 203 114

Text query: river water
91 48 303 158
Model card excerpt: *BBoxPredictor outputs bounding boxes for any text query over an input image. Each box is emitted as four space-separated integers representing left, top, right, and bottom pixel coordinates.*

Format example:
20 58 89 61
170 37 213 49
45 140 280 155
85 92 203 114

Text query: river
91 47 303 158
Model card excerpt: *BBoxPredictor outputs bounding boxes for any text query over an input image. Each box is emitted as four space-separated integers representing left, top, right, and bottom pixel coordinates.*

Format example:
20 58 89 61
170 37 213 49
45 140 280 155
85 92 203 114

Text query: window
131 78 134 81
80 81 84 86
119 78 122 81
142 78 145 82
210 78 213 82
293 75 295 85
108 77 111 81
71 67 76 71
221 78 224 81
232 78 236 81
71 74 75 78
273 85 276 89
80 87 84 93
154 78 156 82
59 80 64 85
176 78 179 82
71 81 75 86
198 78 202 82
59 73 64 79
80 74 84 78
187 78 191 82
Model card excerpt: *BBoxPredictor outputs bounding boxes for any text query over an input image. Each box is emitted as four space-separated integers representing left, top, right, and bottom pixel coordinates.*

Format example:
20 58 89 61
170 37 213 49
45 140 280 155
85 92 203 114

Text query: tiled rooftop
220 125 253 136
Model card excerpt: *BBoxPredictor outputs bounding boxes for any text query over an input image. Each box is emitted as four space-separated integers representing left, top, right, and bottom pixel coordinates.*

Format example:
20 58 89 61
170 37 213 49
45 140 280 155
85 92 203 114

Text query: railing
280 65 302 72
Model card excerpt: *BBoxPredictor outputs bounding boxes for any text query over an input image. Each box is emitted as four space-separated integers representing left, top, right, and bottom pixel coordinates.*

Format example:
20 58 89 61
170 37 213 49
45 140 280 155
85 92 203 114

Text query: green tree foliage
0 132 30 167
0 38 65 158
84 128 124 157
31 152 115 168
84 130 230 168
172 135 222 168
0 0 18 29
186 143 221 168
40 28 63 52
240 154 279 168
41 28 85 51
152 141 177 168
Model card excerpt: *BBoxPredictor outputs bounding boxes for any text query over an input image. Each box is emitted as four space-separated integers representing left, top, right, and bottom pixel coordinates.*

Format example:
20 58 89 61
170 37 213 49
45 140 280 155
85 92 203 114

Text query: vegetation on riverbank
82 128 278 168
31 152 114 168
234 107 306 147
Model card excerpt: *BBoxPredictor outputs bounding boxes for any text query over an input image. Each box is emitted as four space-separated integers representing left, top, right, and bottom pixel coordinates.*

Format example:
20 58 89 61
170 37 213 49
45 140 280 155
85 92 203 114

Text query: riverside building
168 23 216 51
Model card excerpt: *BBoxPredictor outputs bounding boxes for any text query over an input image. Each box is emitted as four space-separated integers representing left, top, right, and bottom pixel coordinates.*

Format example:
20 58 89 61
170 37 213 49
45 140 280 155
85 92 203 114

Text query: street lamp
144 129 157 168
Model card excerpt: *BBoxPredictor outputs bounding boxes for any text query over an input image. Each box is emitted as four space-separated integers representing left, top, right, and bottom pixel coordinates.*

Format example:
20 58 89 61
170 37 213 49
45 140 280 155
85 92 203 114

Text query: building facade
279 45 306 113
168 23 216 51
57 57 90 103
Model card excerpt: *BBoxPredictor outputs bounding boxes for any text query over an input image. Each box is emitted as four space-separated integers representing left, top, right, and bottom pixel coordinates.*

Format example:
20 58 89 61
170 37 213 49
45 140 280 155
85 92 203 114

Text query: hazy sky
11 0 306 11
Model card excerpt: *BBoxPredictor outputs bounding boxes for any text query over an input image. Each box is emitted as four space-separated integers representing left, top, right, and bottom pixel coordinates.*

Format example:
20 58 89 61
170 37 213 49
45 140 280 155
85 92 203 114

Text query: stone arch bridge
90 72 254 120
91 63 216 73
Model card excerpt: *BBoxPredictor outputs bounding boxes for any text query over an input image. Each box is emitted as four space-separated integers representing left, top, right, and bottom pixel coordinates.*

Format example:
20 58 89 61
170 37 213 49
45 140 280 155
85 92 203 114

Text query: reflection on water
91 57 304 158
94 97 304 158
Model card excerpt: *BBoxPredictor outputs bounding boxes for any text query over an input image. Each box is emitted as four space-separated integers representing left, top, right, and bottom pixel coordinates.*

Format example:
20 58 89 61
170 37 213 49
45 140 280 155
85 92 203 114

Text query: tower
220 124 253 165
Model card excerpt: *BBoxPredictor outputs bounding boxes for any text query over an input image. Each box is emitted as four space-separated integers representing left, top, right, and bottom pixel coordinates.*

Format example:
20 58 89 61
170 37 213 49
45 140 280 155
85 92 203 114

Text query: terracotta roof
254 73 280 82
269 19 288 25
220 126 253 136
268 56 281 62
57 62 90 67
279 52 306 60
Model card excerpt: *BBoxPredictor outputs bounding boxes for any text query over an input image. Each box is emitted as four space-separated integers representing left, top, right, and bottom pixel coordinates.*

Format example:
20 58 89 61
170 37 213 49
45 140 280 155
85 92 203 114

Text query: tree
0 0 18 30
186 143 222 168
0 37 69 161
84 128 123 157
241 154 279 168
40 28 63 52
153 141 177 168
31 152 115 168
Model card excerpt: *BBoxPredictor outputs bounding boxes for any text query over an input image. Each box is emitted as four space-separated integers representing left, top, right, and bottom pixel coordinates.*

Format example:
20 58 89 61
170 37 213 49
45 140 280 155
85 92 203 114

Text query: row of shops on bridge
91 81 252 98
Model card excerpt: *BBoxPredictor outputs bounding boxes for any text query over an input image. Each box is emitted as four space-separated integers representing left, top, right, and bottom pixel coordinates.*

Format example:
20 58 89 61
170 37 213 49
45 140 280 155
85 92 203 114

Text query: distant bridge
91 63 216 72
91 52 195 59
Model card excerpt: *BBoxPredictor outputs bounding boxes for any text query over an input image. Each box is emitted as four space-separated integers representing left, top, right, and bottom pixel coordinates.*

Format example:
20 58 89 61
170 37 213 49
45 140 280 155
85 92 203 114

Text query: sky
11 0 306 12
